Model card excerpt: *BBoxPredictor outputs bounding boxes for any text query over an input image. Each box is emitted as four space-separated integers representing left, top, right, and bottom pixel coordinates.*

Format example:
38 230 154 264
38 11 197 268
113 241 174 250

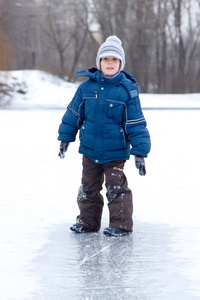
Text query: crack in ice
79 245 110 266
79 239 119 266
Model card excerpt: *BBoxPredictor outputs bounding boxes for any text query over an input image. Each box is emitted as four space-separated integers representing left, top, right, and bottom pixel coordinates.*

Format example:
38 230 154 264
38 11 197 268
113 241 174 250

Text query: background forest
0 0 200 93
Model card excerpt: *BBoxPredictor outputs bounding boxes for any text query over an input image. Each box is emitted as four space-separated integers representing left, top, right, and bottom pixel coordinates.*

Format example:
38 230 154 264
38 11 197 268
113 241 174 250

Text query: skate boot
70 224 98 233
103 227 131 237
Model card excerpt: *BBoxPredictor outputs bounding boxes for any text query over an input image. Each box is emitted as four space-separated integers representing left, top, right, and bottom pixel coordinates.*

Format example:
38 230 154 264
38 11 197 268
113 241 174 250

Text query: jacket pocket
106 100 125 124
120 127 126 148
83 91 98 99
83 91 98 120
79 122 94 150
105 127 127 151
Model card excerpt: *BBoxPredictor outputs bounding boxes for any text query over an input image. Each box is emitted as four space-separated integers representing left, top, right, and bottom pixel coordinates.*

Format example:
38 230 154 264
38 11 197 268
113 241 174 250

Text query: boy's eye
102 57 119 62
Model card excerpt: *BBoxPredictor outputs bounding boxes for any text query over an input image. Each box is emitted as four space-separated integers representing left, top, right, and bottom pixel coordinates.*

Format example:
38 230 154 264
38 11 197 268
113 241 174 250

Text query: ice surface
32 222 200 300
0 71 200 299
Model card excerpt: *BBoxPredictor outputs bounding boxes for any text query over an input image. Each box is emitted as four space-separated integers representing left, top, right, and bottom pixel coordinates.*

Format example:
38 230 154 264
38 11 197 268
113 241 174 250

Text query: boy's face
100 56 121 76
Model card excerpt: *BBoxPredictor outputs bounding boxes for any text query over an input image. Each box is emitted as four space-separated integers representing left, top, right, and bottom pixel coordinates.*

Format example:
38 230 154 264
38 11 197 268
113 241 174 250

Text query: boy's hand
135 155 146 176
58 141 69 159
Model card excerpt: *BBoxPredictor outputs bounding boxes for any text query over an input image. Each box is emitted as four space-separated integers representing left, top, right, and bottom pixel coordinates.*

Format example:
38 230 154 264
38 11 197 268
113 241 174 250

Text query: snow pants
76 155 133 231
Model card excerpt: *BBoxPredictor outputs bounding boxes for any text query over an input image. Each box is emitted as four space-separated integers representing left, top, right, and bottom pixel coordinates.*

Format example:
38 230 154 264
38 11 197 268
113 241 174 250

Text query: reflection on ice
33 220 200 300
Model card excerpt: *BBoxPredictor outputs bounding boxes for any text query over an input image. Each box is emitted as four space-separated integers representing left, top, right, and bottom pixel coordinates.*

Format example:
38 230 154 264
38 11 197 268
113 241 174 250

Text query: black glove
135 155 146 176
58 141 69 159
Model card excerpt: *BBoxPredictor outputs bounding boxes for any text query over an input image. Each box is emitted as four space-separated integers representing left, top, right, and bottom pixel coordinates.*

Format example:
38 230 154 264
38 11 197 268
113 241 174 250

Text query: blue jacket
58 68 151 164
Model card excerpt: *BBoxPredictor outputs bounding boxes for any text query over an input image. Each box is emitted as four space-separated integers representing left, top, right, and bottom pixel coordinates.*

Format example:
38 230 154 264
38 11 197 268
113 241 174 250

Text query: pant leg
77 155 104 230
104 160 133 231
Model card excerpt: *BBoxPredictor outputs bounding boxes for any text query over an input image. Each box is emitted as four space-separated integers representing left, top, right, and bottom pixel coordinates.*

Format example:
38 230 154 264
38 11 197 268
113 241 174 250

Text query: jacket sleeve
124 90 151 157
58 86 85 142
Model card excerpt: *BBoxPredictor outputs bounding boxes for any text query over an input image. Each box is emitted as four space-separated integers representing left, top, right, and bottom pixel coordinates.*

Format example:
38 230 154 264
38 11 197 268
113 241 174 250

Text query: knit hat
96 35 125 71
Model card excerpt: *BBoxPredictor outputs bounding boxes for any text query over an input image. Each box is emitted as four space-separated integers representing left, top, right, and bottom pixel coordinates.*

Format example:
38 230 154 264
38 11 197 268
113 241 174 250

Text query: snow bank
0 70 77 109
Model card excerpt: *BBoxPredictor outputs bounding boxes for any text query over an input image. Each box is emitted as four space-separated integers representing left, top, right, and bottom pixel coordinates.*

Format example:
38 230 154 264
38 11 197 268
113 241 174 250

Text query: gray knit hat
96 35 125 71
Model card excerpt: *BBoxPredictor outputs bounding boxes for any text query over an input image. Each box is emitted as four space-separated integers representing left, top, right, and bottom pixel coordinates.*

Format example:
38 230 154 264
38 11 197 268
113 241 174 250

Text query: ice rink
0 107 200 299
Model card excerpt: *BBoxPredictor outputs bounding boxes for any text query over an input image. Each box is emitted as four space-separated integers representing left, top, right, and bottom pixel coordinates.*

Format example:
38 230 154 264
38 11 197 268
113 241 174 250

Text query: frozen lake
33 221 200 300
0 108 200 299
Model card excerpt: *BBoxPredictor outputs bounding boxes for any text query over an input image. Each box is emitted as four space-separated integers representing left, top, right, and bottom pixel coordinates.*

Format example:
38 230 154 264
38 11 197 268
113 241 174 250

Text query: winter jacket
58 68 151 164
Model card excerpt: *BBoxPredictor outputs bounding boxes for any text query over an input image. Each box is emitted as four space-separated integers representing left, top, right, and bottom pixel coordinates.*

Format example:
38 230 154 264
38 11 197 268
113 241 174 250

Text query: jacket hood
76 68 138 99
76 68 98 80
121 70 137 85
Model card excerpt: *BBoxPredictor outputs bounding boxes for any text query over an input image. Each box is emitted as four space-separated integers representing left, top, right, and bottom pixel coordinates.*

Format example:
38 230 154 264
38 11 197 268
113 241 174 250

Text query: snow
0 70 77 109
0 70 200 299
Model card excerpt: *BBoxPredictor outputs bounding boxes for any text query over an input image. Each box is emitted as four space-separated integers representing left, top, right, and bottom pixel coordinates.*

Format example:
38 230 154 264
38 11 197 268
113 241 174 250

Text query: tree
0 29 13 70
154 0 170 93
39 0 93 80
92 0 155 92
167 0 200 92
0 2 13 70
39 0 74 78
0 0 40 70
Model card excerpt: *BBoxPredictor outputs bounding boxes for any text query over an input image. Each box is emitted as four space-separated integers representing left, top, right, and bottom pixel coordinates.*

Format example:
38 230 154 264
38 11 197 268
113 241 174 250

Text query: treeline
0 0 200 93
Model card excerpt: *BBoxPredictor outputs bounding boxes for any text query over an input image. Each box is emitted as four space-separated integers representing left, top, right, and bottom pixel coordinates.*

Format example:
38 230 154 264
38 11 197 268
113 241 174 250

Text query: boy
58 36 151 237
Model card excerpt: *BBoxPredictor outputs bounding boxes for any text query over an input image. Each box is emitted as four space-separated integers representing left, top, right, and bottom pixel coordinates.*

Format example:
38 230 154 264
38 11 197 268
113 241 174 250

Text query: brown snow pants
76 155 133 231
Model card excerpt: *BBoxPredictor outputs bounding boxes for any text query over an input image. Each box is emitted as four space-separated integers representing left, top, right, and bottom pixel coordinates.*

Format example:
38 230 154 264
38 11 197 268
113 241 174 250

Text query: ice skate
103 227 131 237
70 224 98 233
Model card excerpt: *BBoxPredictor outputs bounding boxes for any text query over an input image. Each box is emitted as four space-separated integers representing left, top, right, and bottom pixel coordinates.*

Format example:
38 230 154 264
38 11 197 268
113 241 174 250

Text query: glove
58 141 69 159
135 155 146 176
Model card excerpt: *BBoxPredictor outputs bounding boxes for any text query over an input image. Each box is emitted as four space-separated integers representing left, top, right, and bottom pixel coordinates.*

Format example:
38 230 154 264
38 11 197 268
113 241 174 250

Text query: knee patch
77 185 87 200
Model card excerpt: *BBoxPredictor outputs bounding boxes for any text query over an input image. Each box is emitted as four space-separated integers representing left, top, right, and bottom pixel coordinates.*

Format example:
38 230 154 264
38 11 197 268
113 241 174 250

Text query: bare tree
39 0 74 78
153 0 169 92
39 0 93 79
92 0 156 92
68 0 91 81
167 0 200 92
0 2 14 70
1 0 39 69
0 29 13 70
92 0 130 40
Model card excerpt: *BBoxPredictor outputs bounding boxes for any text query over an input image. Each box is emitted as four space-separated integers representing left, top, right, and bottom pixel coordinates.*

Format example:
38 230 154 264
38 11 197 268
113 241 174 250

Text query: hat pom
106 36 122 46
